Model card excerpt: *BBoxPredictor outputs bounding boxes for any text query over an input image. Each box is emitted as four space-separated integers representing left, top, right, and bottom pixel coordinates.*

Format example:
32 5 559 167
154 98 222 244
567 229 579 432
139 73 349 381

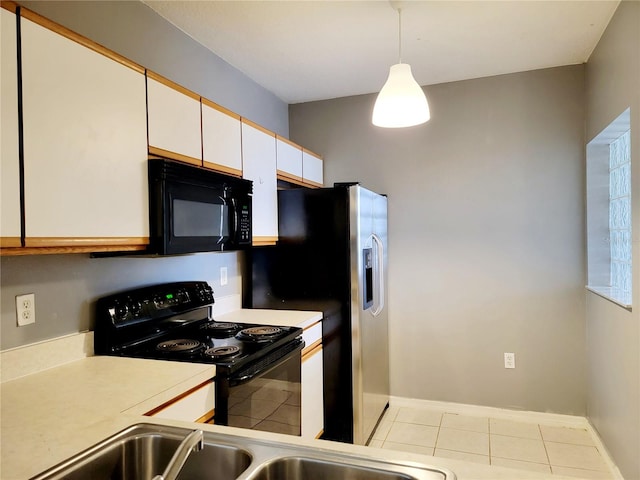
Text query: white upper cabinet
303 150 324 187
20 16 148 245
241 120 278 243
277 136 324 188
276 136 303 183
202 99 242 176
1 9 21 247
147 74 202 164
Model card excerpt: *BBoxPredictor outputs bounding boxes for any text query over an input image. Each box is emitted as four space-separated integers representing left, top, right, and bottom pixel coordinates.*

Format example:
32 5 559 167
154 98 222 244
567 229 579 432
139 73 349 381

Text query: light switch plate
220 267 228 286
504 352 515 369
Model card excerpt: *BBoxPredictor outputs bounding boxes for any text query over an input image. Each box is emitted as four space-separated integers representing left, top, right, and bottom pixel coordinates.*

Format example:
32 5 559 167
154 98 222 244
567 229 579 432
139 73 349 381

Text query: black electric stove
94 282 304 432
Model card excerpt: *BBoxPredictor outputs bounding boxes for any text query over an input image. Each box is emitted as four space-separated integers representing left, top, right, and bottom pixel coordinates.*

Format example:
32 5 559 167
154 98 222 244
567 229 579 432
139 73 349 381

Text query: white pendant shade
372 63 430 128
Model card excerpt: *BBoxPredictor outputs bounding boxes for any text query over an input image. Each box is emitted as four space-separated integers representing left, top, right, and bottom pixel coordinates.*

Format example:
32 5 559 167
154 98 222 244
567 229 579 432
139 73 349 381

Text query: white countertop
0 355 215 479
0 310 569 480
216 308 322 329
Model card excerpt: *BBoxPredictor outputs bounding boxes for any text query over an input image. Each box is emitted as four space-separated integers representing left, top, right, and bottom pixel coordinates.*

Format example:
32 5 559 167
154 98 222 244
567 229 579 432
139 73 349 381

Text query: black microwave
148 159 252 255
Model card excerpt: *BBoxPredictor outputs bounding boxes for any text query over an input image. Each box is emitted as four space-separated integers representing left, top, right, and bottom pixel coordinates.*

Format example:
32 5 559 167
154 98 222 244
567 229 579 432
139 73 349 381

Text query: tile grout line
432 411 445 455
538 423 555 475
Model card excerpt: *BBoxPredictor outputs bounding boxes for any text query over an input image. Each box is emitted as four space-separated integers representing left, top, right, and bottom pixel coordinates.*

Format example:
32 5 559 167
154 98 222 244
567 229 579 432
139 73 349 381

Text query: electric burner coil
156 339 202 354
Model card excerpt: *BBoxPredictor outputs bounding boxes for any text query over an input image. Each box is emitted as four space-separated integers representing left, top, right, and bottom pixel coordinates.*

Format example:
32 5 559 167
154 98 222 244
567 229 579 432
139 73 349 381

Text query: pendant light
372 5 430 128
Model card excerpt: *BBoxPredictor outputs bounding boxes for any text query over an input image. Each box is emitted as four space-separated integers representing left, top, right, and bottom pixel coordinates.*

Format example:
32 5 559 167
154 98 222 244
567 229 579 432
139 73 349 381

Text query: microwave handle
230 197 238 237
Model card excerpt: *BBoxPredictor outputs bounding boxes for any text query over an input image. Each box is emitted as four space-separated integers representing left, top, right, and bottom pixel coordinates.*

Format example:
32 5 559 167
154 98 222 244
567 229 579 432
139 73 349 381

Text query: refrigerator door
350 185 389 445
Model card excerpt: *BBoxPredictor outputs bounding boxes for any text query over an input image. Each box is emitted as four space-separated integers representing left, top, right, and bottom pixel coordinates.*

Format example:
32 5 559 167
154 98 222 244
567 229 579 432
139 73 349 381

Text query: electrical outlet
220 267 228 286
16 293 36 326
504 352 515 369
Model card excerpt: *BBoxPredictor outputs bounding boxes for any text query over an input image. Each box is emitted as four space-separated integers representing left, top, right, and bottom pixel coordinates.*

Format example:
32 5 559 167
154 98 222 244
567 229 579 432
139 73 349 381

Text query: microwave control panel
239 204 251 242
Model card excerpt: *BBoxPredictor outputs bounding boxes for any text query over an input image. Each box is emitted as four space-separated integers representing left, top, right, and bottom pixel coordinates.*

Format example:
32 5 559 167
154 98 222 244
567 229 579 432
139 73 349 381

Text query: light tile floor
369 405 616 479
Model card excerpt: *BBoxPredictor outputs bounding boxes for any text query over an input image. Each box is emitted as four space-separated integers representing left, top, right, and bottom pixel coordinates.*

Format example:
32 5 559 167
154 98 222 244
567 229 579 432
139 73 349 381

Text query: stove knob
114 302 129 320
129 300 142 316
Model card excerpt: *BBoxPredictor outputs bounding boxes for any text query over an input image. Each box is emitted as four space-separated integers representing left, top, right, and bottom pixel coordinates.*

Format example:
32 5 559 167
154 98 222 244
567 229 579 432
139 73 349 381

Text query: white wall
290 66 586 415
585 1 640 479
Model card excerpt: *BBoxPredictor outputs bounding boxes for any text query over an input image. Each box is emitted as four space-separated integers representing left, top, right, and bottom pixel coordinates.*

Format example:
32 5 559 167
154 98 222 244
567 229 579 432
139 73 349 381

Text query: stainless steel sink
248 456 431 480
30 424 455 480
30 424 252 480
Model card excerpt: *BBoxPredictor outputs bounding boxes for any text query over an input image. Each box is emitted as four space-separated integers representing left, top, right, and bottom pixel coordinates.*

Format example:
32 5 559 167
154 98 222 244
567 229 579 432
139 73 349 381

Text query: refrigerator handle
371 233 385 316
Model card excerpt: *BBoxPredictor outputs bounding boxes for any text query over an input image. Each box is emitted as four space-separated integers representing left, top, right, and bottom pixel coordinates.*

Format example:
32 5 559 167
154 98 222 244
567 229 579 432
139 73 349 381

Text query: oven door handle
230 340 303 386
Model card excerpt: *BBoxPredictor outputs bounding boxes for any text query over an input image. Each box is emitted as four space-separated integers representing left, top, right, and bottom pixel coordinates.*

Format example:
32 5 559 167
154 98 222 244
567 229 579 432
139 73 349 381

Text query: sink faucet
152 429 204 480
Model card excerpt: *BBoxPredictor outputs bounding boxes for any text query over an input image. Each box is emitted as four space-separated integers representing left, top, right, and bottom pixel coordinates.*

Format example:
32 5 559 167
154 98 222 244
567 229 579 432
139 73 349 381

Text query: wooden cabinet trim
195 409 216 424
275 134 301 149
144 379 213 417
0 245 147 256
0 238 21 248
1 1 18 13
252 236 278 246
17 6 144 74
303 319 323 332
302 147 323 160
277 170 304 184
302 340 323 361
24 237 149 248
241 118 276 138
203 161 242 178
148 147 202 167
202 98 240 120
303 179 323 189
147 70 201 101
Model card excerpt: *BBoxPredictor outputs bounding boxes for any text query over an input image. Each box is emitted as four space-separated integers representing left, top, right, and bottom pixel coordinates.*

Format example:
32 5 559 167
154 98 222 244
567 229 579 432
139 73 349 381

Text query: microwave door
166 192 226 254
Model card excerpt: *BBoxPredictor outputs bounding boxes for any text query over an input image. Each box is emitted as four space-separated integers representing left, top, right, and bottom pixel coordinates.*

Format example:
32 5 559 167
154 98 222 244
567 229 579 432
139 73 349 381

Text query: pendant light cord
397 7 403 63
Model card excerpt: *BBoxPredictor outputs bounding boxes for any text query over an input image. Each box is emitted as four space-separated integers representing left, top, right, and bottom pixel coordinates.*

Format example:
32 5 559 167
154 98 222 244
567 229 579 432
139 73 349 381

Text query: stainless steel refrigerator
244 183 389 445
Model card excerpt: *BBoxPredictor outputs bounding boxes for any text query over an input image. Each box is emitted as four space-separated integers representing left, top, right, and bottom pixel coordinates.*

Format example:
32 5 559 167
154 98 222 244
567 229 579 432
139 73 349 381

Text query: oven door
215 340 303 435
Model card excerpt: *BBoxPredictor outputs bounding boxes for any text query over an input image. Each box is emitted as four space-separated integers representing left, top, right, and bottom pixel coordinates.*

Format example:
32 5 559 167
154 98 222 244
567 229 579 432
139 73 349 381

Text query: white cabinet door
202 99 242 176
20 17 148 245
147 74 202 164
241 120 277 243
276 136 303 183
302 150 324 187
1 9 21 247
302 322 324 439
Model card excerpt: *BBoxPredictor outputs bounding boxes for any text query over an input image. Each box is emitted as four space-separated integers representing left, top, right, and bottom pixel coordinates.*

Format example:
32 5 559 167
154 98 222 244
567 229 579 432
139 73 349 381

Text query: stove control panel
99 281 214 326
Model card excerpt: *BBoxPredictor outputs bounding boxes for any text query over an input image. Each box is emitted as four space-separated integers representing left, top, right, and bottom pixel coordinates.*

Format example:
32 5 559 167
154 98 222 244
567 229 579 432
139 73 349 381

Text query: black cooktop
94 281 303 374
130 319 302 372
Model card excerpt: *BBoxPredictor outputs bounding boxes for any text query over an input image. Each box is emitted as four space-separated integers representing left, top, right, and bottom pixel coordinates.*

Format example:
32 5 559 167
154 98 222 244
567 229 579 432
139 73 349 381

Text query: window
587 109 632 308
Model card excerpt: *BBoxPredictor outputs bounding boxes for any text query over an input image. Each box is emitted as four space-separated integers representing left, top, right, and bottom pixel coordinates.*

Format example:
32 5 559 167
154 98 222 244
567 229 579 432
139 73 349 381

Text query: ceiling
142 0 620 104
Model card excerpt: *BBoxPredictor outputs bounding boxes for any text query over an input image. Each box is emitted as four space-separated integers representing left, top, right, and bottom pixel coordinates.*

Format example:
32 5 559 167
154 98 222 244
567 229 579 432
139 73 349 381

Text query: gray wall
585 1 640 479
290 66 587 415
1 252 243 350
1 0 289 351
20 1 288 136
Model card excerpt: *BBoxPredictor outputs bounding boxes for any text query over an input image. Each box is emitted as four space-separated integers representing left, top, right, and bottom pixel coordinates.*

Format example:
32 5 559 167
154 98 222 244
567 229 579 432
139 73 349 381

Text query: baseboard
585 419 625 480
389 396 589 428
